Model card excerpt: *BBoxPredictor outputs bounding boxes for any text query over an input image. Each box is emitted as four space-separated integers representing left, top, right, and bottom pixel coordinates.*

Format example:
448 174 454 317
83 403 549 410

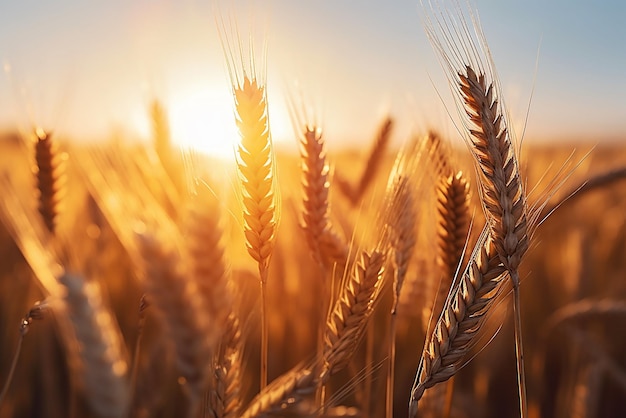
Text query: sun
167 84 239 160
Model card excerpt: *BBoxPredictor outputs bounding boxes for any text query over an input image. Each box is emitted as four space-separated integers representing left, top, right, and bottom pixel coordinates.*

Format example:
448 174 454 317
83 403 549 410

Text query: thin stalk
315 264 329 412
0 334 23 408
385 312 398 418
512 271 528 418
260 270 269 390
363 323 375 418
0 301 47 410
130 295 147 405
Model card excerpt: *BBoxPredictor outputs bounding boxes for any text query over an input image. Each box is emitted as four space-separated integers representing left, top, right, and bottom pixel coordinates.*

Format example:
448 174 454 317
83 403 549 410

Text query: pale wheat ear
55 273 130 418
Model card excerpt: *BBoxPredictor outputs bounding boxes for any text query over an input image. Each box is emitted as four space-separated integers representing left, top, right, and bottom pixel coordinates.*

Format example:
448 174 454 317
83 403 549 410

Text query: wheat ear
184 187 231 339
33 128 65 235
238 249 385 417
409 229 507 416
56 273 129 418
458 65 530 418
323 250 386 377
300 126 348 268
136 233 213 417
433 171 471 320
211 311 244 418
184 186 242 418
233 75 278 390
239 365 318 418
418 170 470 418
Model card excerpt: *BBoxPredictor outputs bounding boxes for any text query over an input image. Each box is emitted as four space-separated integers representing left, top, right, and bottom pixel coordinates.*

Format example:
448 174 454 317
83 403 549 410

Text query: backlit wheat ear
409 229 508 416
33 128 66 235
56 273 129 418
233 76 279 280
136 232 213 417
300 126 348 268
433 171 471 318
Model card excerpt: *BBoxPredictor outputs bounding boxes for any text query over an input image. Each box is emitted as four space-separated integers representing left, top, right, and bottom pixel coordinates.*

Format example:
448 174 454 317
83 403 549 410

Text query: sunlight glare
168 85 238 160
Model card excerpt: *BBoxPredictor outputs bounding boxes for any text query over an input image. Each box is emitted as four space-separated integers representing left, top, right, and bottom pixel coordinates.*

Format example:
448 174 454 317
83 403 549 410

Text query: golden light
167 84 239 160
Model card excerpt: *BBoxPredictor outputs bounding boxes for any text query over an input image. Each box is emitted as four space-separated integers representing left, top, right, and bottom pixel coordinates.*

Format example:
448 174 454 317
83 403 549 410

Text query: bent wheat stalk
422 3 534 415
335 117 393 205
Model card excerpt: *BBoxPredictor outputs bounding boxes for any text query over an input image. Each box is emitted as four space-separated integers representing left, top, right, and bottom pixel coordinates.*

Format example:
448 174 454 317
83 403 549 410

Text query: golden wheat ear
232 76 279 279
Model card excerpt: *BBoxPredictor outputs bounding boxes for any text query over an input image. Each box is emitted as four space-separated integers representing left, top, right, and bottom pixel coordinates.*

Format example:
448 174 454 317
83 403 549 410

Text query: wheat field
1 2 626 418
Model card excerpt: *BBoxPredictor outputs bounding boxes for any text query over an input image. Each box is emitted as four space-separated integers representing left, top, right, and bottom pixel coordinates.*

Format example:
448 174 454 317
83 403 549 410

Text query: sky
0 0 624 156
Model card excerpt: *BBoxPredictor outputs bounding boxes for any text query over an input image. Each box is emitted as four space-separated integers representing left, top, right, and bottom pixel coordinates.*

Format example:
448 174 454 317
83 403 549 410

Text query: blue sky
0 0 624 153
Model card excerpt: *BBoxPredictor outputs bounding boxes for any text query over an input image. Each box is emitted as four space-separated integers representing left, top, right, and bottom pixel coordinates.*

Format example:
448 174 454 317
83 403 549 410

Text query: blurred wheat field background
1 1 626 418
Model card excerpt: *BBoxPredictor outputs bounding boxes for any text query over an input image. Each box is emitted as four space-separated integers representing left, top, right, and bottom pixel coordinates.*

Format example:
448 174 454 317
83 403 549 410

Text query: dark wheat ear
432 171 471 317
34 128 66 235
335 117 393 205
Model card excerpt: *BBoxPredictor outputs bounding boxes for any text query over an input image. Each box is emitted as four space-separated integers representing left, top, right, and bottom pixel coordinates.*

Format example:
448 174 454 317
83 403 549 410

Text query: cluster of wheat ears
1 2 626 418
